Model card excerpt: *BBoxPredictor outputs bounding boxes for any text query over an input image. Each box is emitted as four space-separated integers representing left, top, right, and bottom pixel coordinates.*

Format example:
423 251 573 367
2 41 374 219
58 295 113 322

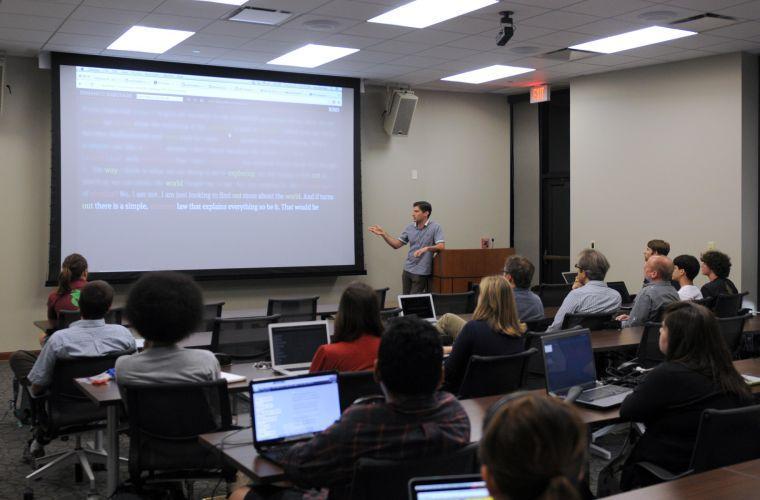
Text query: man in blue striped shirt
547 249 622 332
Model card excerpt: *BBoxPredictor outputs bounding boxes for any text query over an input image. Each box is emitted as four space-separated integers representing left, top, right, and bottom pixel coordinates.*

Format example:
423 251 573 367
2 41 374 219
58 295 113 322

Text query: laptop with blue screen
409 474 492 500
541 329 632 409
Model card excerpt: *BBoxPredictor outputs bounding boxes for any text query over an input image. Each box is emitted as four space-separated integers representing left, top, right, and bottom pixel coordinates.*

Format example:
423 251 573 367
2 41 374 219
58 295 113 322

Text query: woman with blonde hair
443 275 526 394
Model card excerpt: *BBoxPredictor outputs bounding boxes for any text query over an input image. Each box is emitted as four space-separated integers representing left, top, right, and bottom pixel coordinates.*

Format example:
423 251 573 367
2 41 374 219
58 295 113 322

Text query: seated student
547 249 621 332
620 302 752 489
503 255 544 322
480 393 588 500
10 280 135 457
617 255 679 328
643 239 680 289
231 317 470 500
700 249 739 299
47 253 89 320
672 254 703 301
309 282 382 373
115 272 220 385
443 276 526 394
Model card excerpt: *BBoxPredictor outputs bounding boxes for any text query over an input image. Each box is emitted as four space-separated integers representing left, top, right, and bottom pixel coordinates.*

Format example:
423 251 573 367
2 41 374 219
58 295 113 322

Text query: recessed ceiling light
267 44 359 68
193 0 248 5
442 64 534 84
107 26 195 54
368 0 498 29
569 26 696 54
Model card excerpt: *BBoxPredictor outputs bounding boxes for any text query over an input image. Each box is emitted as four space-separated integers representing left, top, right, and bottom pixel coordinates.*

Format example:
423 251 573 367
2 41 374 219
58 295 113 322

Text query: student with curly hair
700 250 739 299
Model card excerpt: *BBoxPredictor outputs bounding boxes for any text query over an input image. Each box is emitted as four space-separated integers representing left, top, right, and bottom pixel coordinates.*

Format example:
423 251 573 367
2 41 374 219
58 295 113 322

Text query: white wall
571 53 758 303
0 57 510 352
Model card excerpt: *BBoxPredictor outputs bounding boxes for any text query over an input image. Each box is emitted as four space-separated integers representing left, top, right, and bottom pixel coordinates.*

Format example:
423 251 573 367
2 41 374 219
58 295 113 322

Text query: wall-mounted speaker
383 90 418 136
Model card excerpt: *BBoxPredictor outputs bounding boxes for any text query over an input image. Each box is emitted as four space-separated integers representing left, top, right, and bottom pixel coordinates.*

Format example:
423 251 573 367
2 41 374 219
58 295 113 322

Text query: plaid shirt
280 391 470 497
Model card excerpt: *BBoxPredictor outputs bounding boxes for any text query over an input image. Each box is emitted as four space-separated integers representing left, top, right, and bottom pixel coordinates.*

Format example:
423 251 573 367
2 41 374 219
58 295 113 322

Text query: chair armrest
635 461 693 482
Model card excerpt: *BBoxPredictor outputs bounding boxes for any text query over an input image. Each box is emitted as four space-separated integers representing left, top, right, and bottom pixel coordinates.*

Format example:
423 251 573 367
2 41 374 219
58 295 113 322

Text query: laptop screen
270 322 329 366
251 372 341 444
399 294 435 319
410 475 491 500
561 272 578 285
542 329 597 395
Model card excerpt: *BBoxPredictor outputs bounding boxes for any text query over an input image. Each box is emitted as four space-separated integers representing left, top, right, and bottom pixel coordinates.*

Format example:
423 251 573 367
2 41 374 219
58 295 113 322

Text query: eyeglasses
574 264 585 272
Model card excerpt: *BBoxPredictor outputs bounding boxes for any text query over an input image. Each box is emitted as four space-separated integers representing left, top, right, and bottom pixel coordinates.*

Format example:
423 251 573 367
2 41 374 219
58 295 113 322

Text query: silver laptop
268 320 331 376
561 271 578 285
250 372 341 465
397 293 437 324
541 328 632 409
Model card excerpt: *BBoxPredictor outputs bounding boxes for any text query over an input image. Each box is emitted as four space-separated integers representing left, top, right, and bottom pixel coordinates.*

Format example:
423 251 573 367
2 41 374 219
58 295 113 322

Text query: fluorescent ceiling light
108 26 194 54
193 0 248 4
268 44 359 68
368 0 498 29
569 26 696 54
442 65 534 84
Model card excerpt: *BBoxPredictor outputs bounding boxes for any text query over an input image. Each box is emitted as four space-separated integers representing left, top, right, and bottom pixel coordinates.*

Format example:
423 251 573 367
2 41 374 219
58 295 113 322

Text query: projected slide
56 61 359 275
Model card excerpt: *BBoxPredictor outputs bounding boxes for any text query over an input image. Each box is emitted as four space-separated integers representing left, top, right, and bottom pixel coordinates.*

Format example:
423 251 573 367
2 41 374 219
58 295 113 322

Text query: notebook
409 474 492 500
268 320 331 376
250 372 341 465
541 328 632 409
397 294 437 324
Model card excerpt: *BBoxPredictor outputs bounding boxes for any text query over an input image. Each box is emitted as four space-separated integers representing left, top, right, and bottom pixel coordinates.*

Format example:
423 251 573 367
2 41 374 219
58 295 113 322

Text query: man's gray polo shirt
399 220 445 276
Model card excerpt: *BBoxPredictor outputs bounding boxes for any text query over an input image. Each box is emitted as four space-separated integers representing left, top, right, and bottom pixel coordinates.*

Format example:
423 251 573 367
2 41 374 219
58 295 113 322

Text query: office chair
713 292 749 318
717 314 751 358
375 287 390 310
104 307 123 325
196 302 225 332
530 283 572 307
432 291 476 315
210 315 280 360
379 307 402 324
121 380 237 496
338 371 382 412
23 354 129 499
349 443 480 500
456 348 537 399
562 312 614 331
524 317 553 333
56 309 81 331
266 297 319 322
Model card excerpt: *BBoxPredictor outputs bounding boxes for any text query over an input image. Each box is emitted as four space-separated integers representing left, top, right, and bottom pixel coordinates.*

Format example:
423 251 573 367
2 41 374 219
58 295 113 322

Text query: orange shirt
309 333 381 373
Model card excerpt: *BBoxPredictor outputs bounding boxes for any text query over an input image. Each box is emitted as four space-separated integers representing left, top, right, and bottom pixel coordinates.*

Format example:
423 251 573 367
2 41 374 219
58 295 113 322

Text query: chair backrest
196 301 225 332
562 312 613 331
104 307 123 325
606 281 631 303
375 287 389 310
530 283 572 307
122 380 232 479
380 307 402 324
717 315 750 357
457 348 537 399
211 315 280 359
432 291 476 315
635 322 665 367
690 405 760 473
524 317 552 333
45 354 127 434
468 283 480 301
713 292 748 318
337 371 382 412
350 443 480 500
57 309 81 330
266 297 319 322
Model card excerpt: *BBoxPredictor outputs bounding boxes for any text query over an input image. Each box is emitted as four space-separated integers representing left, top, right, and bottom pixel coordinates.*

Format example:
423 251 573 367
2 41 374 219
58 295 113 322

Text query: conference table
606 458 760 499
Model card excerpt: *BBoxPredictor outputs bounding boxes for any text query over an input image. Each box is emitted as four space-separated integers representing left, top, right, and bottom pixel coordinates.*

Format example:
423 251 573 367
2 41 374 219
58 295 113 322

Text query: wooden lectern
431 248 515 293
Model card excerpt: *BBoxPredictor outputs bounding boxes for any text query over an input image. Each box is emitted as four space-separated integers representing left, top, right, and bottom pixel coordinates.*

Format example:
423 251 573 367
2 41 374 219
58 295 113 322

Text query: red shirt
309 333 381 373
47 279 87 320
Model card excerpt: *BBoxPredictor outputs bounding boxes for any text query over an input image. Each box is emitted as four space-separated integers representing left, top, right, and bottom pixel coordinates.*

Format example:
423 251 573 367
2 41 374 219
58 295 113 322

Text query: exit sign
530 85 551 103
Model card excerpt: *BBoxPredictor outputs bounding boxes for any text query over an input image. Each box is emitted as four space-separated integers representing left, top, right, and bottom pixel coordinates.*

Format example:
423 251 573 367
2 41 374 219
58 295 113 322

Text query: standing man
369 201 445 294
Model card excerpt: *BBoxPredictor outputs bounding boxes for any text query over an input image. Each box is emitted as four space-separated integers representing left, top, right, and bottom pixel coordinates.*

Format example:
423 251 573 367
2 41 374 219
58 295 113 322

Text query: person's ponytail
57 266 73 295
57 253 88 295
542 475 580 500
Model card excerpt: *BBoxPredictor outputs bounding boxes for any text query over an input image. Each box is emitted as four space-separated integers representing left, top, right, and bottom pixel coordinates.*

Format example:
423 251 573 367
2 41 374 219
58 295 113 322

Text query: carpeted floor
0 360 626 499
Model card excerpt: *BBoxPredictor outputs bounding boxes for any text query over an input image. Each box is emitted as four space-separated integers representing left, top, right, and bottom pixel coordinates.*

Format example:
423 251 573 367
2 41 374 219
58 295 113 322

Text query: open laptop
268 320 330 376
398 293 437 324
561 271 578 285
607 281 633 306
409 474 492 500
541 328 632 409
250 372 341 466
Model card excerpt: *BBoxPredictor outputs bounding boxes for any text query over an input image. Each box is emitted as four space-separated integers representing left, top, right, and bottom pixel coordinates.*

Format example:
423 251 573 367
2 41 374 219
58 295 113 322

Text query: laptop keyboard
260 446 292 465
580 385 629 401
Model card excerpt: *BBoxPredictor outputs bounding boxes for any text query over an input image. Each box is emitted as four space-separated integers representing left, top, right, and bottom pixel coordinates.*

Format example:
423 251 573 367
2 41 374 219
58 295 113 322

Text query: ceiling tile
470 1 550 21
101 48 159 59
698 39 760 52
164 43 230 58
239 38 303 53
395 68 447 85
505 55 564 69
571 19 644 37
339 21 413 38
139 14 214 31
581 53 646 66
527 30 594 49
651 48 715 61
82 0 162 11
663 33 736 49
340 49 399 64
42 44 103 55
522 11 601 30
705 21 760 39
394 29 466 45
206 58 255 68
58 20 129 38
0 27 53 43
70 6 147 25
248 0 334 12
446 34 499 51
418 45 479 59
622 43 686 58
257 27 330 43
320 33 385 49
153 0 236 19
47 32 114 49
316 59 373 72
282 14 361 32
360 63 419 78
213 49 279 63
663 0 748 11
369 39 433 54
185 32 249 49
313 0 390 20
563 0 656 17
156 53 214 64
715 1 760 20
0 0 78 18
614 5 702 25
390 54 448 68
509 24 555 42
0 14 63 32
200 20 275 38
433 16 498 35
